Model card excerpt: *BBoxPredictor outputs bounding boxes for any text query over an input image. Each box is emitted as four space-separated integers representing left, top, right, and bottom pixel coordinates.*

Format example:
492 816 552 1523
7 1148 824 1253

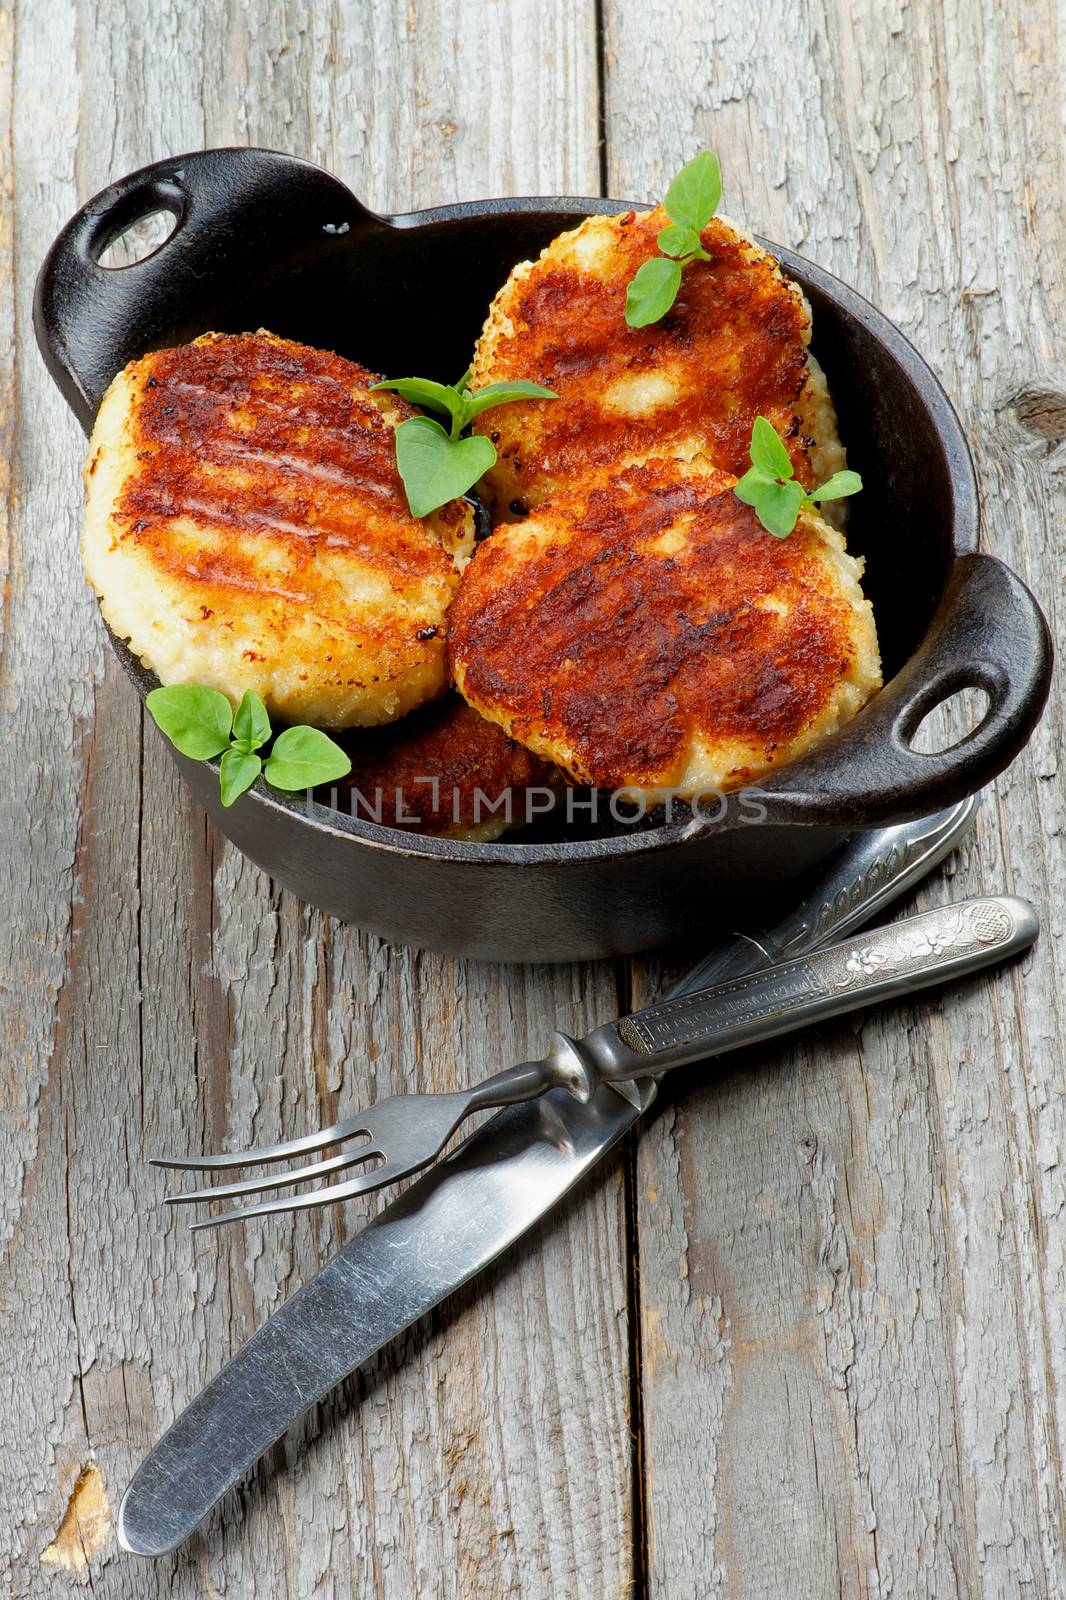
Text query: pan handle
758 551 1052 825
33 147 376 432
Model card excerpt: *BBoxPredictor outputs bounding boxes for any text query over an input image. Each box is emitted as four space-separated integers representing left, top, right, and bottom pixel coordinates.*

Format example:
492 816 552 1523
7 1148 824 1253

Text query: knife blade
119 798 978 1556
119 1076 654 1556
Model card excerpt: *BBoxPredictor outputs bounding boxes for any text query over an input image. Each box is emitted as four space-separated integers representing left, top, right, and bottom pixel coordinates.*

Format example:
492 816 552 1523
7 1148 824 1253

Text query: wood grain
0 4 634 1597
604 1 1066 1595
2 0 1064 1597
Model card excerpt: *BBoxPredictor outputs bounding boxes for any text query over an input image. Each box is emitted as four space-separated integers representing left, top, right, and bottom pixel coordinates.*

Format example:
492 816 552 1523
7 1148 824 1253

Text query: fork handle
581 896 1036 1085
463 1036 599 1112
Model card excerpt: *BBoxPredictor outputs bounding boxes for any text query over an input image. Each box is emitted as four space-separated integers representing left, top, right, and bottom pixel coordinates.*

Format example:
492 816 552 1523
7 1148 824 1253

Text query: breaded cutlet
449 456 881 804
327 694 563 841
82 331 474 730
468 206 846 519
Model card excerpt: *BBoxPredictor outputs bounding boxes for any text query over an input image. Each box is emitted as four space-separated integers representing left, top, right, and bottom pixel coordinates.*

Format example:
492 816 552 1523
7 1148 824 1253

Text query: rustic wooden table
3 2 1063 1595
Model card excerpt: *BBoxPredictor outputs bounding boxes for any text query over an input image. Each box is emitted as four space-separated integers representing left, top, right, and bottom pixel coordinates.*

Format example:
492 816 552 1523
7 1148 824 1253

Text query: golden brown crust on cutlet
82 332 473 729
449 457 881 799
327 695 561 840
118 334 458 583
469 207 816 516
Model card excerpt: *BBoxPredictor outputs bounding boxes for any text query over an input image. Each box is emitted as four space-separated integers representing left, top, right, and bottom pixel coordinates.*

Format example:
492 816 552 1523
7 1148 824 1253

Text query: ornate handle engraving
806 837 925 945
813 899 1015 990
618 963 826 1055
609 896 1029 1069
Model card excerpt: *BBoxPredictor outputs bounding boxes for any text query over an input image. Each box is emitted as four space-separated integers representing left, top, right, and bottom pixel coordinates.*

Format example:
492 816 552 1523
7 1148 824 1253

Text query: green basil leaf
749 415 795 480
460 381 558 423
219 748 262 807
145 684 233 760
664 151 721 232
394 416 497 517
263 726 353 791
370 377 463 430
625 256 684 328
807 469 863 502
232 689 272 752
733 465 778 506
749 478 807 539
454 366 473 392
657 222 701 259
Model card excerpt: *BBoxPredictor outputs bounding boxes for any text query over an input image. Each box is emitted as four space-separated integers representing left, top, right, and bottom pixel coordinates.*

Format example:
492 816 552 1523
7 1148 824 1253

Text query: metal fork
155 1066 569 1230
157 886 1036 1230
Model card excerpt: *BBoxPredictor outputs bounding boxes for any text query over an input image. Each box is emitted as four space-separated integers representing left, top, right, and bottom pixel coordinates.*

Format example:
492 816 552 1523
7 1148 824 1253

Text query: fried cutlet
468 206 845 519
326 694 563 841
82 331 474 730
449 456 881 803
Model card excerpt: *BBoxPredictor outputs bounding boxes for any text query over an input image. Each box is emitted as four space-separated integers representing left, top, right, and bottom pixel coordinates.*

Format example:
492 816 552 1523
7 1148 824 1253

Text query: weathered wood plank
6 2 1065 1596
604 1 1066 1595
0 4 639 1597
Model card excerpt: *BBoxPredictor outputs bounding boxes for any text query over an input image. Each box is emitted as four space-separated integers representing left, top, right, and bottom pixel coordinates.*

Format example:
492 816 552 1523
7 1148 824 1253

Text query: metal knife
119 799 985 1556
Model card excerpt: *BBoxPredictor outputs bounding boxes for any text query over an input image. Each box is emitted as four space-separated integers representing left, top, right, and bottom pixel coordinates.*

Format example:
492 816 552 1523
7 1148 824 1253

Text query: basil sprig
146 685 352 807
371 373 556 518
734 416 862 539
625 151 722 328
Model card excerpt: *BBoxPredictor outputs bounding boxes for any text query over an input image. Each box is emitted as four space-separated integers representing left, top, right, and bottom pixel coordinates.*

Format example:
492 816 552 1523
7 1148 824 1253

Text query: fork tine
164 1146 381 1207
188 1163 401 1232
151 1117 371 1172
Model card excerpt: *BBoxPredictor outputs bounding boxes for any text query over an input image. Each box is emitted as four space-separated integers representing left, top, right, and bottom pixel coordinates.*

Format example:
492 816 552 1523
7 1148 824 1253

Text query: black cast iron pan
34 148 1053 962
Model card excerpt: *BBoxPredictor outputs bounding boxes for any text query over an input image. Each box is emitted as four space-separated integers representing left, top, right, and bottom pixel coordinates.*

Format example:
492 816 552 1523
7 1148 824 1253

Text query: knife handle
585 895 1037 1082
